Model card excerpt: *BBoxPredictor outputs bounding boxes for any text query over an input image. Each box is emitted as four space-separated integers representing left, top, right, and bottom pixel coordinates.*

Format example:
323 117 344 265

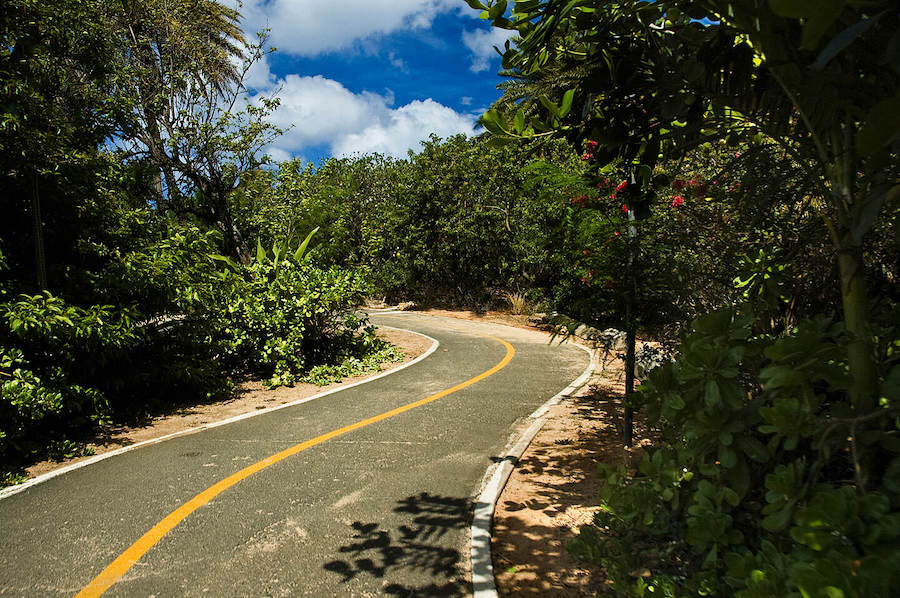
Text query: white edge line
0 324 439 501
470 340 596 598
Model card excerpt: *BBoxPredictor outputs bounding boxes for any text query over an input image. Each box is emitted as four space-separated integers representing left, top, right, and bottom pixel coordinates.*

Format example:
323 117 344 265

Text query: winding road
0 313 589 597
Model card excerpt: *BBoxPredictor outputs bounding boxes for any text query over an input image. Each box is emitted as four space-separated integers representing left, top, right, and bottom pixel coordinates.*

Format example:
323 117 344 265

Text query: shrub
570 307 900 597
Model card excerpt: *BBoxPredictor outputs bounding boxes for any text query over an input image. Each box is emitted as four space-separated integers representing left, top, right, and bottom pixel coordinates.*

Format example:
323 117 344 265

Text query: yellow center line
76 335 515 597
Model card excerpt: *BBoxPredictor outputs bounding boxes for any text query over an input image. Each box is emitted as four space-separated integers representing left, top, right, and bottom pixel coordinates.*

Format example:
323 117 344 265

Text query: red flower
581 153 594 161
613 231 620 236
610 192 617 200
671 195 685 208
622 204 629 213
585 140 599 150
616 180 628 192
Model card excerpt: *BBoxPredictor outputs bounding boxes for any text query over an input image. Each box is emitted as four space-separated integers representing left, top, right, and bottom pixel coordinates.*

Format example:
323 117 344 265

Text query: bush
214 251 389 387
570 307 900 597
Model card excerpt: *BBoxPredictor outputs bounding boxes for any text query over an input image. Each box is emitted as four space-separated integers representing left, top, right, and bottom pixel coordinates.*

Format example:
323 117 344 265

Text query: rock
396 301 417 311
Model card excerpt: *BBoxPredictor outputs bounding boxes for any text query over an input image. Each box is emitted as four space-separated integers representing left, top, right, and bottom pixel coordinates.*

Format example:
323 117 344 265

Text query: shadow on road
323 492 469 596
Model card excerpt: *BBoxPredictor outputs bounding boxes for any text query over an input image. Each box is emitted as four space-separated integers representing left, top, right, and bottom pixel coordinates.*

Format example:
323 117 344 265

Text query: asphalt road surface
0 313 589 597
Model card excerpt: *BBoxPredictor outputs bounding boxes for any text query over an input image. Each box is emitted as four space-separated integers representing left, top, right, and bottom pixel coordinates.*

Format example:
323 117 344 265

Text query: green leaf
719 445 737 468
256 238 267 265
481 109 511 136
514 108 525 134
704 379 721 406
884 456 900 494
538 95 560 118
769 0 820 18
761 503 794 531
813 11 880 67
856 93 900 156
488 0 507 20
558 89 575 118
463 0 487 10
851 184 889 245
799 0 844 50
737 436 771 462
294 226 319 262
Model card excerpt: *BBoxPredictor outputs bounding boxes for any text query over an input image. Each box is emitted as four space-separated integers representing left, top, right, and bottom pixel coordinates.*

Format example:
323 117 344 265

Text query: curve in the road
75 335 516 598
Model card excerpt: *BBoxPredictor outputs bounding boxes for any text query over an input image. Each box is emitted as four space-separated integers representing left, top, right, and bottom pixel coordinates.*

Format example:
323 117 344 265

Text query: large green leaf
481 108 510 136
800 0 844 50
769 0 821 18
293 226 319 262
558 89 575 118
856 93 900 156
813 11 881 68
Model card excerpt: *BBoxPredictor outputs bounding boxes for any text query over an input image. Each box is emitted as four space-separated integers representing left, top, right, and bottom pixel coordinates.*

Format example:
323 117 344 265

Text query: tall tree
110 0 278 262
471 0 899 417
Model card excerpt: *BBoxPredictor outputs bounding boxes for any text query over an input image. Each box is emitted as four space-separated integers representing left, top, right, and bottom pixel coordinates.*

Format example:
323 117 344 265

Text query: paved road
0 313 588 597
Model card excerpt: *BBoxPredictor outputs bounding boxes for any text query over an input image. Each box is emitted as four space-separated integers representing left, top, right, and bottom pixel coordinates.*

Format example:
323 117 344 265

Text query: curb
0 325 438 502
470 340 597 598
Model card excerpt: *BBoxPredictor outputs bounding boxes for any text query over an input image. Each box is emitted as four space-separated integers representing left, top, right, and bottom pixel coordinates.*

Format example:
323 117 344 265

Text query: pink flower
616 180 628 192
585 140 599 150
581 153 594 161
613 231 620 236
671 195 685 208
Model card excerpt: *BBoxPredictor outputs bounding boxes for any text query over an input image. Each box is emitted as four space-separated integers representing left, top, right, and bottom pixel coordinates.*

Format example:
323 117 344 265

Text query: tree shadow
323 492 469 596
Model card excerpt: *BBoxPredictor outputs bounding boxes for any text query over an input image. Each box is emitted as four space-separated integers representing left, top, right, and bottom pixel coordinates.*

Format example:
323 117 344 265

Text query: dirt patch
25 327 430 480
491 353 652 597
421 308 549 334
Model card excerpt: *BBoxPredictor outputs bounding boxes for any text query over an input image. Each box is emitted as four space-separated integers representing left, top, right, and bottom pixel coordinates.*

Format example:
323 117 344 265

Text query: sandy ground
25 327 431 480
490 350 652 597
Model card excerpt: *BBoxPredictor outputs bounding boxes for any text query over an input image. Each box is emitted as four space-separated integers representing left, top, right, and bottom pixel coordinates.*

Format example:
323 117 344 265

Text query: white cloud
460 96 473 106
240 0 462 57
332 99 476 157
461 26 515 73
258 75 475 159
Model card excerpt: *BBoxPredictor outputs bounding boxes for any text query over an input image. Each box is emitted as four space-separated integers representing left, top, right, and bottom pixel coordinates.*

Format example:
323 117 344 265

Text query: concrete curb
0 325 439 501
470 340 597 598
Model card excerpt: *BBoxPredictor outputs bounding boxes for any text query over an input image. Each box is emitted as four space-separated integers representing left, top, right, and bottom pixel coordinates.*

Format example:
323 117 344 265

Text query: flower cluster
672 177 709 198
582 139 599 161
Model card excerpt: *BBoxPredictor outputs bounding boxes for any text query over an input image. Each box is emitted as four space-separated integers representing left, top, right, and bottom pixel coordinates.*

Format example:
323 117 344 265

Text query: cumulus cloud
258 75 475 159
461 26 515 72
240 0 462 56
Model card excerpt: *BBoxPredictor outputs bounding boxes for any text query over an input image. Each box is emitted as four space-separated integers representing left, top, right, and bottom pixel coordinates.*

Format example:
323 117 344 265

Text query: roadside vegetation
2 1 899 597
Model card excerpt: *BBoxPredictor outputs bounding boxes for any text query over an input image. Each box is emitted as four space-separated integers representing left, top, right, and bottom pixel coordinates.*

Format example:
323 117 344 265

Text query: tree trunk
837 241 877 412
31 169 47 291
623 205 638 447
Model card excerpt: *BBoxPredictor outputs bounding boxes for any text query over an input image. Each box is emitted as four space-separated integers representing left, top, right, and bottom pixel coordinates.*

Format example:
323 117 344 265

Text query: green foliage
214 249 383 388
571 307 900 596
231 135 583 309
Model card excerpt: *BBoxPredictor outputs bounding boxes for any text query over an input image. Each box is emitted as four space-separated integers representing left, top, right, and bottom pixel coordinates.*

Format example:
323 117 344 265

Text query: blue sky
236 1 514 163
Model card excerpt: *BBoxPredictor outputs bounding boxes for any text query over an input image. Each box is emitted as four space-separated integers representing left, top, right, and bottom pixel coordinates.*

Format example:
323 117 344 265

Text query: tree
470 0 899 424
109 0 280 262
